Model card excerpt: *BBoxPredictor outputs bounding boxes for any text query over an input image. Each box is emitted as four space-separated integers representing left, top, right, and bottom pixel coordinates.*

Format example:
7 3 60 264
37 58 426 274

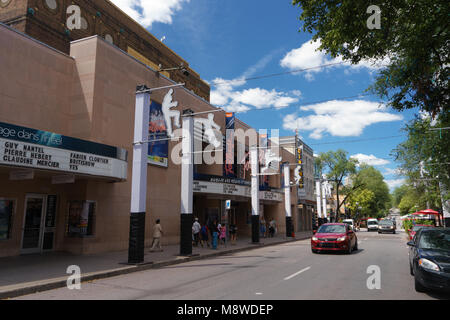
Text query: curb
0 236 309 300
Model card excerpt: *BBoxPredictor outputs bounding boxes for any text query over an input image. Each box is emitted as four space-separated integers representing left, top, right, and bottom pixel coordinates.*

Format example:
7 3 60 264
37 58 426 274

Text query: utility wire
211 62 348 85
310 135 404 146
238 92 378 113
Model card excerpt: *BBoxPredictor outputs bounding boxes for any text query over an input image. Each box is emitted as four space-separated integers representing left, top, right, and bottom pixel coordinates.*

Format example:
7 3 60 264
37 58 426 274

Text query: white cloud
110 0 189 28
385 178 405 190
280 39 390 80
383 167 402 176
350 154 390 166
210 54 300 113
282 100 403 139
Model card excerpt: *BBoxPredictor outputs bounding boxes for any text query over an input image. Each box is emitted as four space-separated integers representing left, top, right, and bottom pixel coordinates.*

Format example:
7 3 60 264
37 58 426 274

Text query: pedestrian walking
211 220 219 249
192 218 201 247
269 219 276 238
150 219 163 252
229 222 237 245
219 224 227 247
260 218 266 238
200 223 209 247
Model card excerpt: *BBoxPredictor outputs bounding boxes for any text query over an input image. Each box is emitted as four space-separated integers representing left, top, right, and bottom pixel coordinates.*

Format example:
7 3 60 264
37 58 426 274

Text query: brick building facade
0 0 210 101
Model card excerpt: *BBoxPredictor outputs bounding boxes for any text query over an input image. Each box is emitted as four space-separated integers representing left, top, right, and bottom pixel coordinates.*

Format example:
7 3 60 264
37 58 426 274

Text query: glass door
21 195 46 254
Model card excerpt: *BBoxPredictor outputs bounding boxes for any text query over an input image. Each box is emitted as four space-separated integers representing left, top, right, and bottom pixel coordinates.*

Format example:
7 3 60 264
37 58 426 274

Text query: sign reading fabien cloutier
0 122 127 180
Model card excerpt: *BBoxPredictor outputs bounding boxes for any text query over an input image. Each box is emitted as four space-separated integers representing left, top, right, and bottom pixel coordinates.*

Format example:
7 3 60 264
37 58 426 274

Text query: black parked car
408 228 450 293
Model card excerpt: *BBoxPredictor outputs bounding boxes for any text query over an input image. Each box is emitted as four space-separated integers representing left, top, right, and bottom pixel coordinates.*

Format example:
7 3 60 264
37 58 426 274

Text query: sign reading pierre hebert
0 122 127 180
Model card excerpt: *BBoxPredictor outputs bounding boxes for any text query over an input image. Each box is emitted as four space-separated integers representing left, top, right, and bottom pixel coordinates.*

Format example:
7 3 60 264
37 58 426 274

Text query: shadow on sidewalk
0 232 312 297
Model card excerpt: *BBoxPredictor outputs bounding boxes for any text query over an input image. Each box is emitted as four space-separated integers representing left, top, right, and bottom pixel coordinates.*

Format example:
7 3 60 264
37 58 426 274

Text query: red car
311 223 358 254
408 224 435 240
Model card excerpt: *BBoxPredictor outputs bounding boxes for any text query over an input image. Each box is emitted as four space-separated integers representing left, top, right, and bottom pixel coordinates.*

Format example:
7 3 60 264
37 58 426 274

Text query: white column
316 180 322 218
181 112 194 215
250 147 260 243
251 147 259 216
180 109 194 255
284 164 291 218
284 164 293 237
128 85 150 263
130 91 150 214
322 181 328 220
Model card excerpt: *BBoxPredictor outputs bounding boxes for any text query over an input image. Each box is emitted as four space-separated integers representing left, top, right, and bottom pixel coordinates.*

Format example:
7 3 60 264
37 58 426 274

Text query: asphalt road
15 229 450 300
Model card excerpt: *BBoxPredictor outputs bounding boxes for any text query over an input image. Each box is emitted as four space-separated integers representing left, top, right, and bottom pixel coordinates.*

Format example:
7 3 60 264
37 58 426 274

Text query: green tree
392 184 410 207
398 192 419 215
316 149 360 221
393 116 450 195
395 182 440 214
346 188 375 218
350 164 391 216
292 0 449 116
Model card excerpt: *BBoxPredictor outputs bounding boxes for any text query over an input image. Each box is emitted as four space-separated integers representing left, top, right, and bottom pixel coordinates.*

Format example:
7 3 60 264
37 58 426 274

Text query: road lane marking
283 266 311 281
255 292 263 295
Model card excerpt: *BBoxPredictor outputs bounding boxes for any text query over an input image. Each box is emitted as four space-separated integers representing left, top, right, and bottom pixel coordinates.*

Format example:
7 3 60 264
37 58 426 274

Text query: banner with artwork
148 100 169 167
223 112 235 177
259 132 269 191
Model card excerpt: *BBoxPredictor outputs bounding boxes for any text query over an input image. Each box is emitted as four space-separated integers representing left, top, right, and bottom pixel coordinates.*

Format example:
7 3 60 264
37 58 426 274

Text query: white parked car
342 219 356 231
367 218 378 232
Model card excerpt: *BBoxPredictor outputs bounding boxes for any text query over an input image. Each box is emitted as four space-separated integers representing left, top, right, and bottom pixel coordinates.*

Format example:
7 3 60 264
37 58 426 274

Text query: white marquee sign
0 138 127 180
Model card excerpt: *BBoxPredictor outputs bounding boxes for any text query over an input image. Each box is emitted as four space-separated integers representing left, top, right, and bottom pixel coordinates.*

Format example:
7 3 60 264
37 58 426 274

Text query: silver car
378 220 396 234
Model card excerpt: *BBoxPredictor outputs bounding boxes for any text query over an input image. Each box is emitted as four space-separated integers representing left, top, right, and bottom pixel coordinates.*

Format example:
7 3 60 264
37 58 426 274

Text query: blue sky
110 0 420 190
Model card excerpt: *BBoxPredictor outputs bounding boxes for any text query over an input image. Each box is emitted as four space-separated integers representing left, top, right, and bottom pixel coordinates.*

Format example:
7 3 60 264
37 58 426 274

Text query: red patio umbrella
412 209 443 226
417 209 439 215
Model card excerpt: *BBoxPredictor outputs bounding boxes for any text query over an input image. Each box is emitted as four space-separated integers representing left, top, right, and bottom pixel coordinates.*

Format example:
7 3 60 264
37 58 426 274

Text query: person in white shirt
192 218 201 247
150 219 163 252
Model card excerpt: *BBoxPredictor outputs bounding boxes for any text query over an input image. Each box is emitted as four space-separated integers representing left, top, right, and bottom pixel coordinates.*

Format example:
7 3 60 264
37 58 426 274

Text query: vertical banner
259 131 269 190
148 101 169 167
224 112 235 177
296 142 305 196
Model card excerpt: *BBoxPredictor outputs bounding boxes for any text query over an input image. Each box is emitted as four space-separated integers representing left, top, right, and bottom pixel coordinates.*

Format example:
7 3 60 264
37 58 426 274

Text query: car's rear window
379 220 393 226
317 225 346 233
368 221 378 225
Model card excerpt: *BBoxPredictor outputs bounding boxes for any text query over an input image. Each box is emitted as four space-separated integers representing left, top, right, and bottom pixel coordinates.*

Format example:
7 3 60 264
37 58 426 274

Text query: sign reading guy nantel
0 122 127 180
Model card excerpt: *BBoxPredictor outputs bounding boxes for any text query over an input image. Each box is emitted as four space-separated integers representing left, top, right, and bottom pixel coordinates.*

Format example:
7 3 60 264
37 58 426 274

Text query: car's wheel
409 262 414 276
414 275 427 293
354 240 358 251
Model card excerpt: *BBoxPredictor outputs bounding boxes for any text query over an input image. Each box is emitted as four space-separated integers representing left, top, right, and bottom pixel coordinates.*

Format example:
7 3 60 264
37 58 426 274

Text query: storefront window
0 199 14 240
66 201 96 237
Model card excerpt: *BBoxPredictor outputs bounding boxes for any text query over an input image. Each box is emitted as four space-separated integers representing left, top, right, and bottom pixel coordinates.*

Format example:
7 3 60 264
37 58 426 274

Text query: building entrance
21 194 56 254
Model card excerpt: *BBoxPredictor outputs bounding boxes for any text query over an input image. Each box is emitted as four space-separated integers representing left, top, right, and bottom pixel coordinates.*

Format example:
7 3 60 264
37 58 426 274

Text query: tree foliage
292 0 449 116
393 115 450 188
349 164 391 216
392 184 410 207
394 182 442 215
316 149 359 220
346 188 375 218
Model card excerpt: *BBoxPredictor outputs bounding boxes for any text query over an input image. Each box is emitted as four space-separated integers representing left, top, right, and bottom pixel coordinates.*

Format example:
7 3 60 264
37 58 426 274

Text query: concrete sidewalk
0 231 312 299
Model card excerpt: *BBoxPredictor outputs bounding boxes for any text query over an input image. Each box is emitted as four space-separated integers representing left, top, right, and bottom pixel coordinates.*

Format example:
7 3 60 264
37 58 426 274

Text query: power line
211 62 347 85
310 135 405 146
225 92 378 114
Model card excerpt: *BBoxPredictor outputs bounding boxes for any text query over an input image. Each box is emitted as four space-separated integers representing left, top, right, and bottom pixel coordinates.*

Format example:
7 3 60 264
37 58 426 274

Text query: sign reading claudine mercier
0 122 127 180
